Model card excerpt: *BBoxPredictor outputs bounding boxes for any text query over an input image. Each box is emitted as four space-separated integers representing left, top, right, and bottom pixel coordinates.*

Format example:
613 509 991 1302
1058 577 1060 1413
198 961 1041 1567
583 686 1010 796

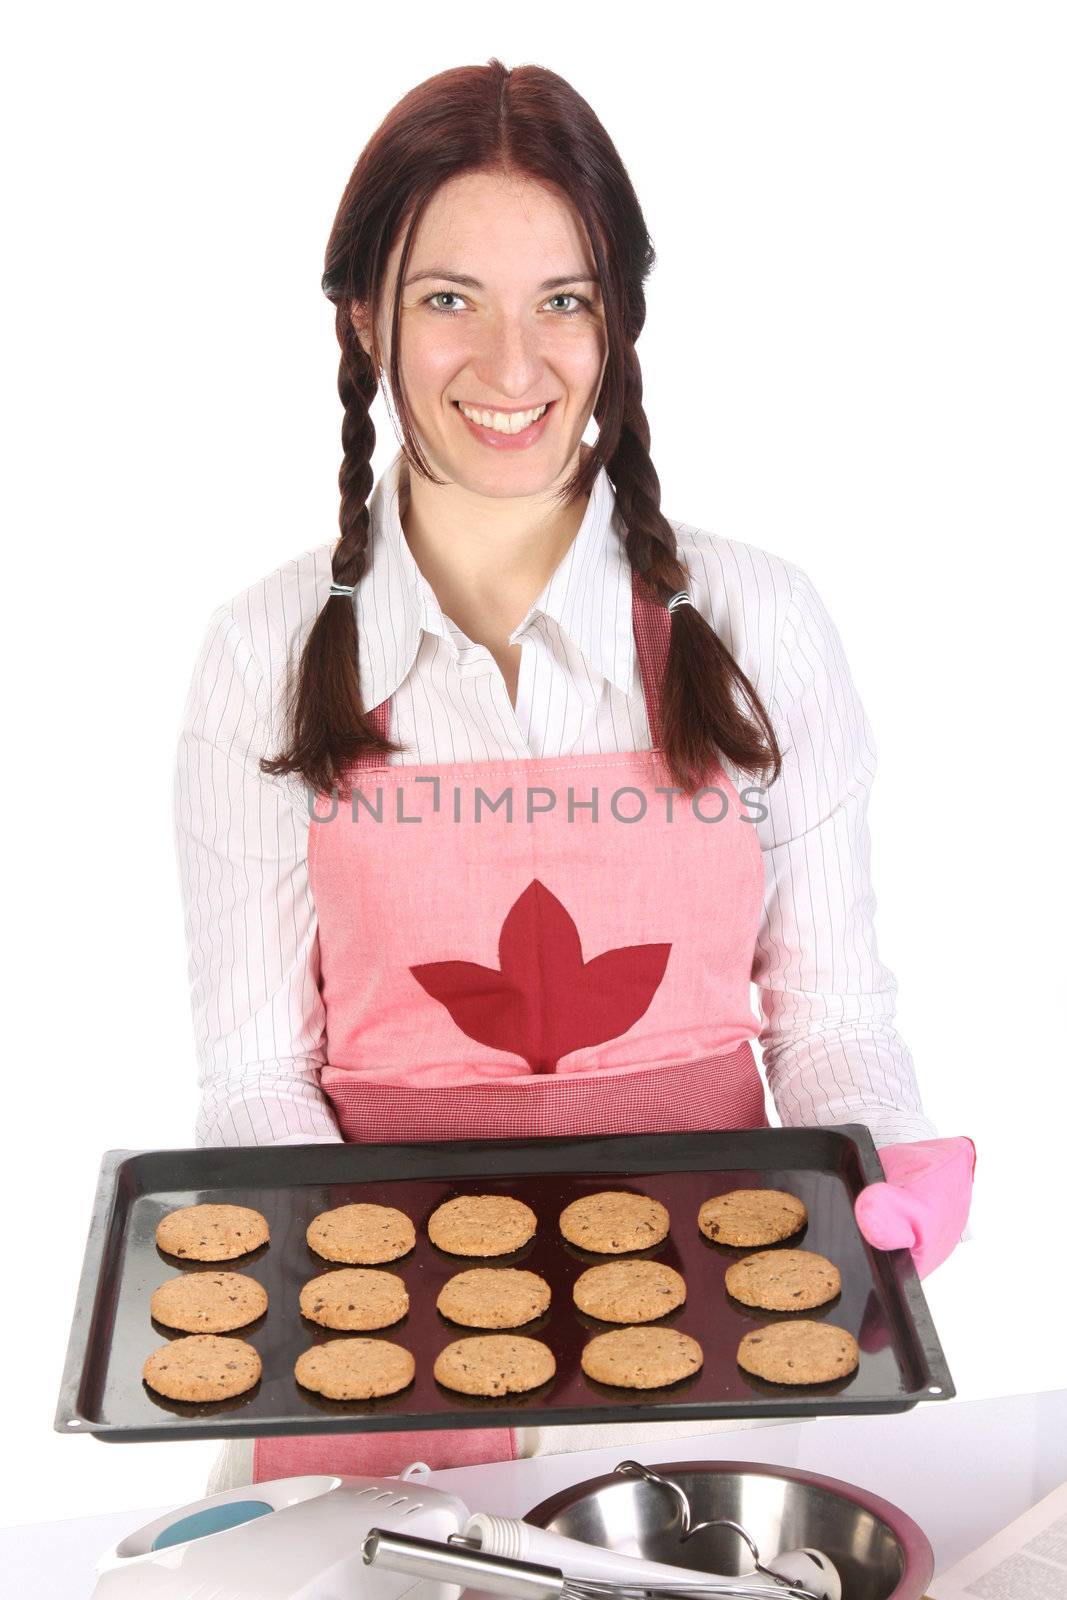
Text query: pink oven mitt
854 1135 976 1278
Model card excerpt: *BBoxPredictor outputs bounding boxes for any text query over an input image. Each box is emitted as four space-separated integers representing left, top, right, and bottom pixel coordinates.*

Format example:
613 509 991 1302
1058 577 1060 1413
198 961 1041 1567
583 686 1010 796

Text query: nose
470 311 544 402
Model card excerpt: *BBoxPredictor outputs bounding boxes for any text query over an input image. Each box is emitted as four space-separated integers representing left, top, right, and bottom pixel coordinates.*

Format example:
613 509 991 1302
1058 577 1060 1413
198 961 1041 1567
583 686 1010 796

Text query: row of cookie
147 1205 270 1404
142 1311 860 1405
701 1185 860 1384
152 1185 809 1272
149 1245 846 1342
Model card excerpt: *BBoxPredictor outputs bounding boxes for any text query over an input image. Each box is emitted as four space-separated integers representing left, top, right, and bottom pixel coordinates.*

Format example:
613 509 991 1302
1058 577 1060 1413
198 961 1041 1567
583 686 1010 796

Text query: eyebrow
403 268 599 291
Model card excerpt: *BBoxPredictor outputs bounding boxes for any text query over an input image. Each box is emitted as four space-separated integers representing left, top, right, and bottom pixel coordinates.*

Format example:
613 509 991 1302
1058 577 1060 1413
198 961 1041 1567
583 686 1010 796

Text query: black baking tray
55 1126 954 1442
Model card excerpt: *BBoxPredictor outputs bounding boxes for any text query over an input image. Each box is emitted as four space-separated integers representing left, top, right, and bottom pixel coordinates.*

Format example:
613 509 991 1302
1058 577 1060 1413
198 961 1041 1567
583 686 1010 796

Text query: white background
3 0 1064 1529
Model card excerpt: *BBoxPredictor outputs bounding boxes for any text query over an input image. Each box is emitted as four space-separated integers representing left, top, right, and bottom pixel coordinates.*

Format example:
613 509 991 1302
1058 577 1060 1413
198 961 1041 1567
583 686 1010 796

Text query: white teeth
457 402 549 435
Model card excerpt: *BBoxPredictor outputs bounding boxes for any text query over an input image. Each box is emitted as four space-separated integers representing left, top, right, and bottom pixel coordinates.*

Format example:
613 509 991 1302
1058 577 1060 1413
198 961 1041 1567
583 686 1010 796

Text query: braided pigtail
260 313 405 800
608 346 782 796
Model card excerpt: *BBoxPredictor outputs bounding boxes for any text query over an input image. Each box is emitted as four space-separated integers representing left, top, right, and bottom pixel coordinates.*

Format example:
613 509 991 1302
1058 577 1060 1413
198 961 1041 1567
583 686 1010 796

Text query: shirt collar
354 447 634 710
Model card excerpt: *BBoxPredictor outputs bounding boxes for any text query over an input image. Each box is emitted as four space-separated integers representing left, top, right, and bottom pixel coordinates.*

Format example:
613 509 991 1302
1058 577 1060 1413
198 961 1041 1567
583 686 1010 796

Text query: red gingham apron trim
323 1041 768 1142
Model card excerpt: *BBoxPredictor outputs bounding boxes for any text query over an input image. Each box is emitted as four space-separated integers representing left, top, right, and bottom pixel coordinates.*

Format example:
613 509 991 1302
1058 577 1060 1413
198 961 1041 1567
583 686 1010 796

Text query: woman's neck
398 450 590 652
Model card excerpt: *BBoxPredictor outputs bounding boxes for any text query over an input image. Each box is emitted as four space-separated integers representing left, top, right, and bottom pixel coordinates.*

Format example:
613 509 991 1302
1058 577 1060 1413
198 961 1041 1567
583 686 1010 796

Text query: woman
174 58 974 1487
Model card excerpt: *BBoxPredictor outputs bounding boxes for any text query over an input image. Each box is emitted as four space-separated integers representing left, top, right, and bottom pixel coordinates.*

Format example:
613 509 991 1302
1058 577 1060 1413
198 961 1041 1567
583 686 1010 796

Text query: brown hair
261 58 782 799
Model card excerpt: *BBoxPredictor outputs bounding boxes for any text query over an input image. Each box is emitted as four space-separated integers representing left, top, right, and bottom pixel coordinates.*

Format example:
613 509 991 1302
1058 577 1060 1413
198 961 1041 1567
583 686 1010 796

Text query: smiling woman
259 58 782 802
176 54 975 1497
401 234 602 455
382 171 607 474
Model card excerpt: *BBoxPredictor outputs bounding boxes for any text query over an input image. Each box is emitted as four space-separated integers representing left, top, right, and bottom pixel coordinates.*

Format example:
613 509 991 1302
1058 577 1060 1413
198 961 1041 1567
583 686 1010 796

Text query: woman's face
355 170 608 499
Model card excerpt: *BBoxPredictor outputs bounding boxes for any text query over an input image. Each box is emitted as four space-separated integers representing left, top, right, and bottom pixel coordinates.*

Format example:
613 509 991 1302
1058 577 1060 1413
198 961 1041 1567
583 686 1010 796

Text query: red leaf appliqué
408 879 671 1073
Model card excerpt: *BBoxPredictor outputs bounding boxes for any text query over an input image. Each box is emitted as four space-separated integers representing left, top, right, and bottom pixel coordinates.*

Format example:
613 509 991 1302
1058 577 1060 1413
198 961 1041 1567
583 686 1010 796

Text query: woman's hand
854 1135 976 1278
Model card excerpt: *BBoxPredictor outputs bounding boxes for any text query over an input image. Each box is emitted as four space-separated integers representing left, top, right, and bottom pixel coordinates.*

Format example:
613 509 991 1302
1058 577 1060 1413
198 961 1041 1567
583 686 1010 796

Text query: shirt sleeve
751 566 939 1149
172 603 342 1147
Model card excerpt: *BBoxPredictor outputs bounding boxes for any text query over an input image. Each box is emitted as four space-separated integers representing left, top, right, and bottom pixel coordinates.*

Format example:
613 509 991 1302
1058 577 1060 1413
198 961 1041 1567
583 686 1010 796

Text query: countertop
5 1388 1065 1599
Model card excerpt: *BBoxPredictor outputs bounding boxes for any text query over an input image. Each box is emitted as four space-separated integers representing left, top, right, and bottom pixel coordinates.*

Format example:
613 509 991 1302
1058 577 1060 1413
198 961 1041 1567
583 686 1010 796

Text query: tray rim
54 1125 956 1441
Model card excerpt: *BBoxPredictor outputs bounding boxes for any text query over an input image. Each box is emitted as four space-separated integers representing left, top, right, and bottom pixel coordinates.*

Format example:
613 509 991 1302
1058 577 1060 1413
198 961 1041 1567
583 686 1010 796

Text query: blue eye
546 293 588 316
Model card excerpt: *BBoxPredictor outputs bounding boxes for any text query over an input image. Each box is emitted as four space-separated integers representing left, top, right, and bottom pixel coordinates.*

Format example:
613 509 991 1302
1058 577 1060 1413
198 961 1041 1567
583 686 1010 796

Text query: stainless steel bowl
523 1460 933 1600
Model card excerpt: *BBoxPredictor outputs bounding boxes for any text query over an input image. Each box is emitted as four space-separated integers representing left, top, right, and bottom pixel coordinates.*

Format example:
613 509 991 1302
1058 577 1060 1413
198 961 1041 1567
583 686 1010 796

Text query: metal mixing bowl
523 1460 933 1600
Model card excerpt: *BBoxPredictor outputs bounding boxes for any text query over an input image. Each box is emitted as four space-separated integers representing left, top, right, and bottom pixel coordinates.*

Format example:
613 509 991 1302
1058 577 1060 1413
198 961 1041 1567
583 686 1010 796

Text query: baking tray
55 1125 954 1442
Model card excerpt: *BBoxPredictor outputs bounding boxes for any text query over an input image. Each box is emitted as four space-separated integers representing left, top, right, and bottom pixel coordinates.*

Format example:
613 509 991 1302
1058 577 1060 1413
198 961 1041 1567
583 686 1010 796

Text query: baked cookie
573 1260 686 1323
434 1334 556 1396
427 1195 537 1257
295 1338 415 1400
300 1268 409 1331
724 1250 841 1311
437 1268 551 1329
697 1189 807 1247
142 1334 261 1401
155 1203 269 1261
150 1272 268 1332
581 1326 703 1389
737 1321 860 1384
559 1191 670 1254
306 1203 416 1265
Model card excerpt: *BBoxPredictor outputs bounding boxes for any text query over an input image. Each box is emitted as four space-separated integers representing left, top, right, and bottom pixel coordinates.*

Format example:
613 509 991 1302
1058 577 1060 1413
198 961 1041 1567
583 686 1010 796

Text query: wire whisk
363 1526 835 1600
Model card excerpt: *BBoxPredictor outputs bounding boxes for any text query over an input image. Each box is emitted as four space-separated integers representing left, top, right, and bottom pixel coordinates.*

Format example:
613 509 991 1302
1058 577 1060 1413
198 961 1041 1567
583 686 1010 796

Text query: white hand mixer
91 1459 841 1600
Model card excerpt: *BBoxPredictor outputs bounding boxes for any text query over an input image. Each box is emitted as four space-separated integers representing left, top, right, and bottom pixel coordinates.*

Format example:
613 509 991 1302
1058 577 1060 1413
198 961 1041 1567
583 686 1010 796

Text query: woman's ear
350 301 374 359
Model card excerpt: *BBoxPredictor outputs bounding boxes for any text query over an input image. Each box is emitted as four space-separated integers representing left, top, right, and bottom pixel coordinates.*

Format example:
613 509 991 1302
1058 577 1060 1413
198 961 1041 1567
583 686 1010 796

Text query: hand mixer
91 1458 842 1600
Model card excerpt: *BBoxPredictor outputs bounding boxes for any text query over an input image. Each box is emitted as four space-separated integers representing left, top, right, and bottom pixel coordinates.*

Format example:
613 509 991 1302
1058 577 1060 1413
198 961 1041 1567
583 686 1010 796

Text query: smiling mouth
454 399 555 436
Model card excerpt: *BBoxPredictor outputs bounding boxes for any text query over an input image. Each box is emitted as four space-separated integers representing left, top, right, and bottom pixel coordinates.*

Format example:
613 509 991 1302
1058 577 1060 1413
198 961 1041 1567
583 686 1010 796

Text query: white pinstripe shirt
173 447 938 1152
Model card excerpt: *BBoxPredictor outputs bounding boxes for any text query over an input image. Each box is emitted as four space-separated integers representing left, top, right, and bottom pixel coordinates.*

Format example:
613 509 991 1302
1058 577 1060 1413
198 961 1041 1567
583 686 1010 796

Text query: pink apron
253 572 767 1482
